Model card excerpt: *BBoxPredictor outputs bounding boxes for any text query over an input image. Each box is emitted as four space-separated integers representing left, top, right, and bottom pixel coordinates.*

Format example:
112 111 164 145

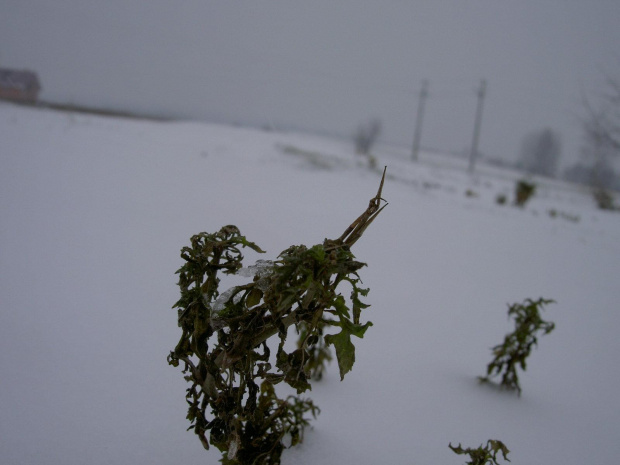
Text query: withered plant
168 168 387 464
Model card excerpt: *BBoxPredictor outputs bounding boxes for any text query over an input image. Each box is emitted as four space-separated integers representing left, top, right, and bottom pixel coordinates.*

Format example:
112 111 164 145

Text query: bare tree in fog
519 128 561 178
582 76 620 190
584 77 620 152
563 76 620 207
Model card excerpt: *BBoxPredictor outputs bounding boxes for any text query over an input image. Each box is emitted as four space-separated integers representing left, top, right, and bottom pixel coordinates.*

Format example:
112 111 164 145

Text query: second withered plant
479 298 555 395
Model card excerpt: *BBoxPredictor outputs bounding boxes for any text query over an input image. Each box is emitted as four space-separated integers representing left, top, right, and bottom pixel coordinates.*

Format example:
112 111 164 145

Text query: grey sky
1 1 619 167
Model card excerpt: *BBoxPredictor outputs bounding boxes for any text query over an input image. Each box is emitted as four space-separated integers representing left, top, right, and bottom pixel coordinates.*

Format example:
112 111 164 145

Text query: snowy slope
1 102 619 464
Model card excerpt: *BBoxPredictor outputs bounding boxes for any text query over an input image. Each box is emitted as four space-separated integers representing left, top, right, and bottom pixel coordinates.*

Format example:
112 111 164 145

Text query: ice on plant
208 260 274 328
237 259 274 278
238 259 274 291
210 286 242 314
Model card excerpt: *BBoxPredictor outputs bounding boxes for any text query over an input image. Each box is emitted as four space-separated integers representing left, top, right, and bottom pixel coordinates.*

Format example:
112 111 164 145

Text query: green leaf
325 320 372 380
237 236 266 254
246 288 263 308
324 331 355 381
341 317 373 339
308 244 325 262
488 440 510 462
333 294 350 319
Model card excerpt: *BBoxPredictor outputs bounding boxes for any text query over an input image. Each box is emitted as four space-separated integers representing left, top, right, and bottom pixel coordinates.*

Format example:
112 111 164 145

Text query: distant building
0 68 41 103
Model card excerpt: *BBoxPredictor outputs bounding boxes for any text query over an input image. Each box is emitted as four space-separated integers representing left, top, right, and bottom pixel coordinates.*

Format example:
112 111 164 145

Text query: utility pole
468 79 487 173
411 79 429 162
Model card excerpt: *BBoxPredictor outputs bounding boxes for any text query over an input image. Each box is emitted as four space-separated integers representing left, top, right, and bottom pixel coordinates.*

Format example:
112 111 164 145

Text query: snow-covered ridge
1 102 619 464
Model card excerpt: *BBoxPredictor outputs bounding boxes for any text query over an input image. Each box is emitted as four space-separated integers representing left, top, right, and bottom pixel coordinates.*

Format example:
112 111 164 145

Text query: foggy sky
2 1 619 167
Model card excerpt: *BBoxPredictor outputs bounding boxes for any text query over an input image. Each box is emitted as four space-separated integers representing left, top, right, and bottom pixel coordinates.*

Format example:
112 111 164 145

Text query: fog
2 1 619 166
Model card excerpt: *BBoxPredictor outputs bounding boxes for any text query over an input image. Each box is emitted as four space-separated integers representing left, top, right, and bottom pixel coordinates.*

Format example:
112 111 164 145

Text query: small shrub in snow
593 188 616 211
514 179 536 207
280 145 334 170
495 194 507 205
354 118 381 156
168 169 387 464
449 440 510 465
479 298 555 395
548 209 580 223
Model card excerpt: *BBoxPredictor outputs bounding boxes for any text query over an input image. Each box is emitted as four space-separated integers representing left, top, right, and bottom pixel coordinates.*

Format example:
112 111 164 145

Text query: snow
1 101 619 464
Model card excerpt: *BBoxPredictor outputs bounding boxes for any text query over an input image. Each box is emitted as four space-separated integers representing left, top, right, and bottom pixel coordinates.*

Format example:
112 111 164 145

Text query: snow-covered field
1 102 619 464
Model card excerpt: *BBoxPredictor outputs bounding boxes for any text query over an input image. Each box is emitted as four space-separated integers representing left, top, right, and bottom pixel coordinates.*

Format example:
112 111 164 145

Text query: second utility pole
411 79 428 162
468 79 487 173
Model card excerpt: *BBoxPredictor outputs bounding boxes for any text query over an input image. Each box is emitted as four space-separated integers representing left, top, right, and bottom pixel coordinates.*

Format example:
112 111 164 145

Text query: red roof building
0 68 41 103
